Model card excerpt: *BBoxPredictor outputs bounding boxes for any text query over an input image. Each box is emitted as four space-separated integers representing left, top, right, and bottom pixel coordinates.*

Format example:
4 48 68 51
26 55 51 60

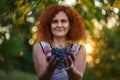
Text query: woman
33 4 86 80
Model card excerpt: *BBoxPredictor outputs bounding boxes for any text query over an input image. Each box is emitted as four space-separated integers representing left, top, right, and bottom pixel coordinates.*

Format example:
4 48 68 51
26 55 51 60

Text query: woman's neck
52 37 67 48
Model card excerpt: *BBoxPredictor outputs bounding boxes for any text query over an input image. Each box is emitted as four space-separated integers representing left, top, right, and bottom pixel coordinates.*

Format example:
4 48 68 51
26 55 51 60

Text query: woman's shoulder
33 41 49 47
34 41 51 53
71 43 85 54
33 42 40 49
33 42 42 53
33 42 50 55
72 43 83 48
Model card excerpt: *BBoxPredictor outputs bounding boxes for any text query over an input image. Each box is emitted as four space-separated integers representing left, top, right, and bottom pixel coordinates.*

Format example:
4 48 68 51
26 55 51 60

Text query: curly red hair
37 4 86 42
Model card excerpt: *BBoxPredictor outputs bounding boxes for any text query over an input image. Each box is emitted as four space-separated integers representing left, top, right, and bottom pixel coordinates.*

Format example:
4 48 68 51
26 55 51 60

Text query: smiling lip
55 28 64 32
56 29 63 32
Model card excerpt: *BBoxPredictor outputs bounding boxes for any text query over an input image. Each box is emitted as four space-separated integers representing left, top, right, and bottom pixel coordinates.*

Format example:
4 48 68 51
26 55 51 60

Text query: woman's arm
32 43 59 80
65 45 86 80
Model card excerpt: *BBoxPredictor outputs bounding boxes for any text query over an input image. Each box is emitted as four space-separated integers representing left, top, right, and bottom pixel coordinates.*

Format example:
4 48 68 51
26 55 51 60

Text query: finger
53 58 60 65
49 56 60 68
67 55 73 65
64 57 69 67
71 54 75 61
49 55 56 64
55 58 60 67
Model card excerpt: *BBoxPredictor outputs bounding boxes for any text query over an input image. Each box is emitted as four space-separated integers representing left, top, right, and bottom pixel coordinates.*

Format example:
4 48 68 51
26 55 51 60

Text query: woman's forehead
52 11 68 20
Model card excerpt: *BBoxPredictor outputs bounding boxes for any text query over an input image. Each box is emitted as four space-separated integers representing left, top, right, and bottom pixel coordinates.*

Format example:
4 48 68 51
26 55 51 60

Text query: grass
0 69 38 80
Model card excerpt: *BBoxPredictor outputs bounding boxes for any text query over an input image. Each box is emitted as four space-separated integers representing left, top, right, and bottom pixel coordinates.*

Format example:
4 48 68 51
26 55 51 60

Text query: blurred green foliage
0 0 120 80
0 69 37 80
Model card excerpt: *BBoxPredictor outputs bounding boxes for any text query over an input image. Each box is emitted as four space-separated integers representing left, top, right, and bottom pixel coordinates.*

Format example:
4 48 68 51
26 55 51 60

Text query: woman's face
51 11 70 38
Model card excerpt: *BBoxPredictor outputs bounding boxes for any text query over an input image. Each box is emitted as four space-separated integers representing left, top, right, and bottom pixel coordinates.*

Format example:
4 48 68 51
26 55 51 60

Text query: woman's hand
38 55 60 80
47 55 60 71
64 55 75 68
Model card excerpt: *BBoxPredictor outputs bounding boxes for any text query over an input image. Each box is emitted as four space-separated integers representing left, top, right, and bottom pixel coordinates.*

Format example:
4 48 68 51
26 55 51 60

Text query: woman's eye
52 19 67 24
61 19 67 23
52 20 58 24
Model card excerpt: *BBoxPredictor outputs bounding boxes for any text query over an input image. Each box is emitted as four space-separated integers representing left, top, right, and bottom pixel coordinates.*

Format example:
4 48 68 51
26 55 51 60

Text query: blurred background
0 0 120 80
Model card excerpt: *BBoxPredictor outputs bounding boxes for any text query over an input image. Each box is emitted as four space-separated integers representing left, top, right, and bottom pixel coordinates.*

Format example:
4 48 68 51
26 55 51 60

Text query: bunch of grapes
51 47 74 70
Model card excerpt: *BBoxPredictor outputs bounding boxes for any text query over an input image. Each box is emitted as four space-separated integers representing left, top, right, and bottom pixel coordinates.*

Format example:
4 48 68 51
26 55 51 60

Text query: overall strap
71 44 82 55
39 42 52 57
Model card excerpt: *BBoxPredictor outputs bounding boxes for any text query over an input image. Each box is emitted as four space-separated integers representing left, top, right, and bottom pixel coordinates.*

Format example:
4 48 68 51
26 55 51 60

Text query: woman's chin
54 34 66 38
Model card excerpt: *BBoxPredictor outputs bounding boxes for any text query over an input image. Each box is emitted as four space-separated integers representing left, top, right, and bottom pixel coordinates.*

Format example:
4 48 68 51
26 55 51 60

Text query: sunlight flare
85 44 93 54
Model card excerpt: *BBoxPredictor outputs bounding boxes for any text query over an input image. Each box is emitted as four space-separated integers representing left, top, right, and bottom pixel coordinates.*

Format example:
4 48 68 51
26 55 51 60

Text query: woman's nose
57 21 62 27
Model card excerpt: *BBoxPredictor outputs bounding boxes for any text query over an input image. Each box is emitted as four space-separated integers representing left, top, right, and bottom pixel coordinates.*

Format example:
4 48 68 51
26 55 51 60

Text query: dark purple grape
51 48 74 70
66 49 74 58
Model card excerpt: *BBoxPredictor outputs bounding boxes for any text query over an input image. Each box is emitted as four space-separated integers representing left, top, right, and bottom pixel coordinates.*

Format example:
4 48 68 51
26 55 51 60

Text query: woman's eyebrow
61 19 67 21
52 18 68 22
51 19 58 23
